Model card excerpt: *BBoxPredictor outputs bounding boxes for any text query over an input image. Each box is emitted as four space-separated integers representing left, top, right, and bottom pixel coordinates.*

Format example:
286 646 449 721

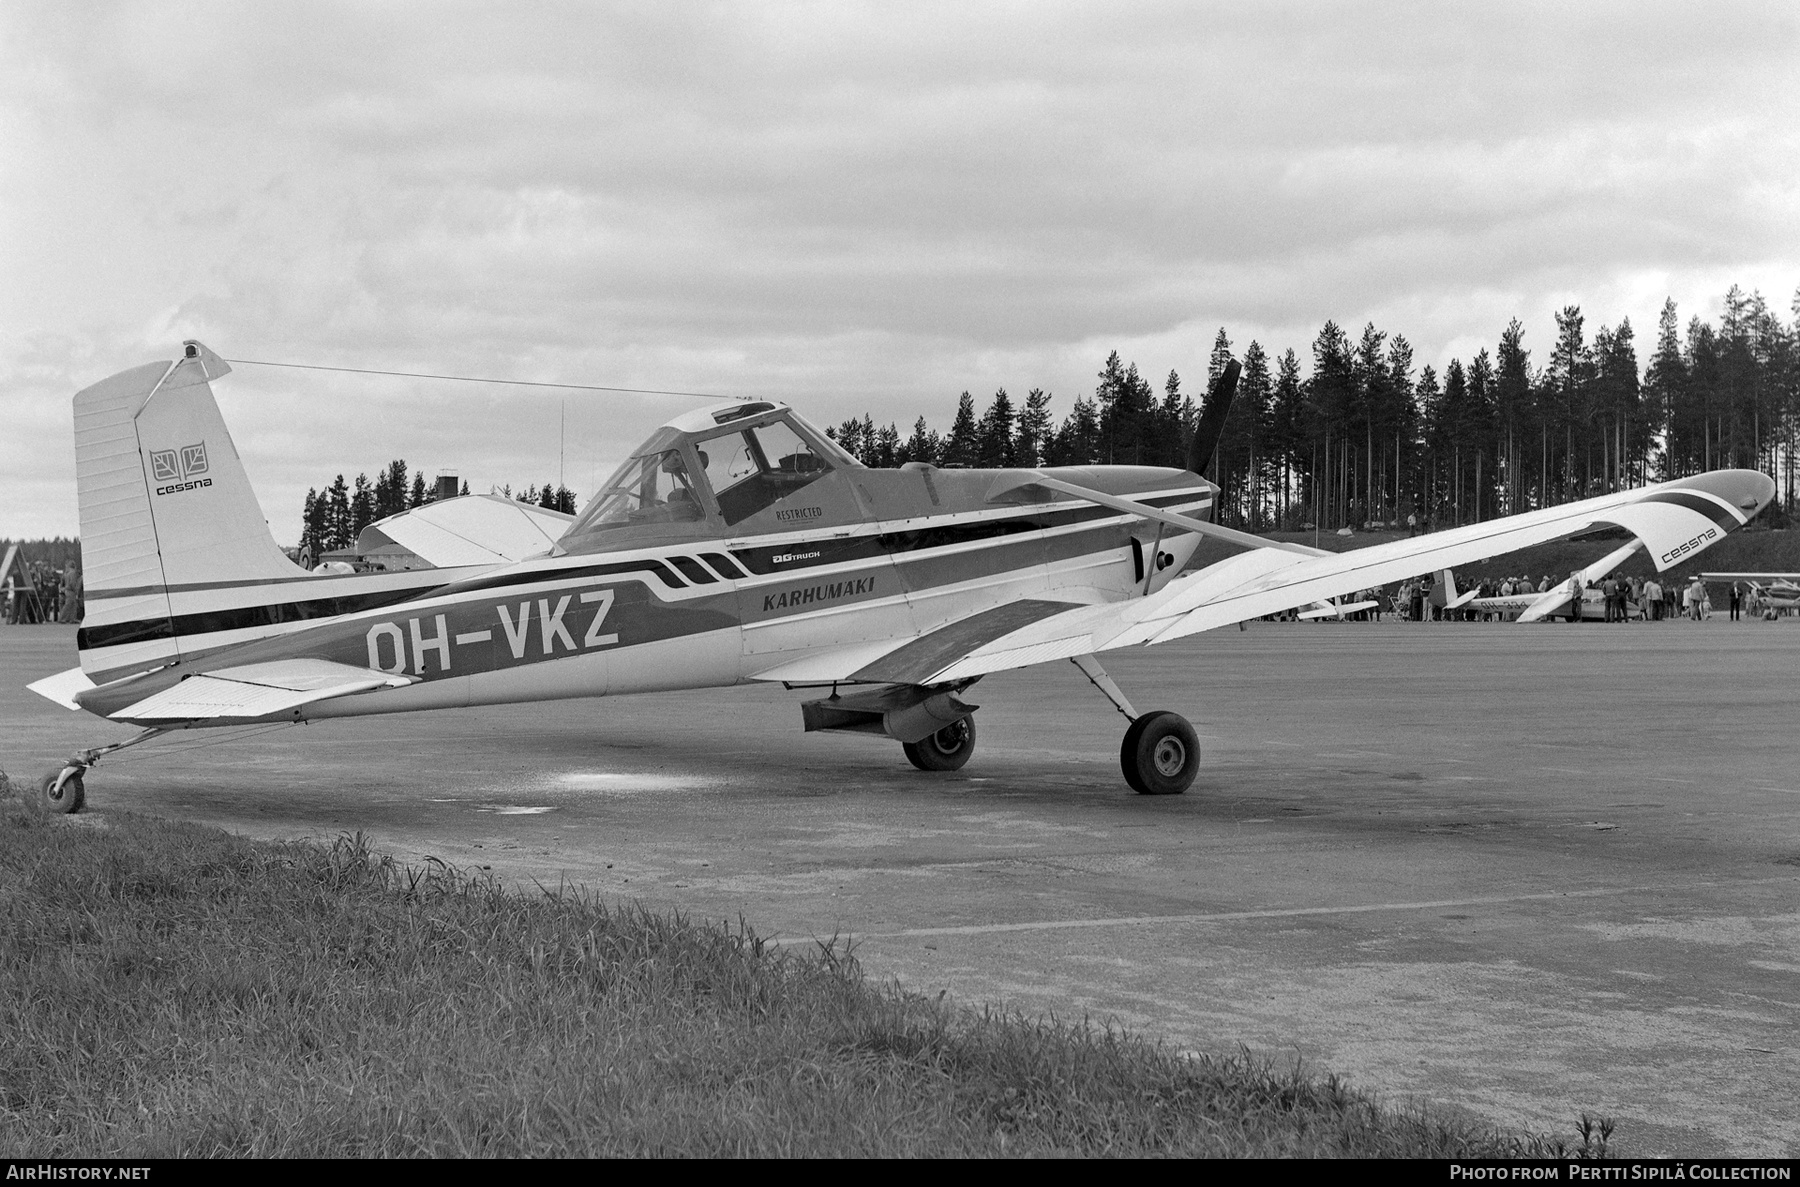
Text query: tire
39 768 85 815
903 717 976 772
1120 711 1200 795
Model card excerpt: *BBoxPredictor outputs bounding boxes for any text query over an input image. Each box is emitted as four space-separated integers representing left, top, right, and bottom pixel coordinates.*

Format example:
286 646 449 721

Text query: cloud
2 1 1796 538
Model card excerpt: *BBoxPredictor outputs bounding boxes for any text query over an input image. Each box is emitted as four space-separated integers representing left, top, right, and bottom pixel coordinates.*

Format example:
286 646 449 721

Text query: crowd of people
1328 572 1740 623
1 560 82 624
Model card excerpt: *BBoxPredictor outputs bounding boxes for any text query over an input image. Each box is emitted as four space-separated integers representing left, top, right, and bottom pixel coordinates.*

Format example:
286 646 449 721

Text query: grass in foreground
0 789 1612 1157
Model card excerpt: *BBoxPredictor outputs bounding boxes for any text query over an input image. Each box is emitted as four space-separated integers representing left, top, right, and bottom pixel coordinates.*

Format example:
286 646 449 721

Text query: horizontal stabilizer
108 658 414 723
1297 599 1377 621
27 666 97 712
1439 570 1477 610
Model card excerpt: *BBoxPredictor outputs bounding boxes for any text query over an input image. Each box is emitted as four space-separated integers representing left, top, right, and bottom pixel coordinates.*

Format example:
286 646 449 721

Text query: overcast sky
4 2 1797 541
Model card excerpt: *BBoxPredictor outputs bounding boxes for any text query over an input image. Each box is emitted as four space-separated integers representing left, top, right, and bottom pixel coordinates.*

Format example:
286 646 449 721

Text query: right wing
925 469 1772 684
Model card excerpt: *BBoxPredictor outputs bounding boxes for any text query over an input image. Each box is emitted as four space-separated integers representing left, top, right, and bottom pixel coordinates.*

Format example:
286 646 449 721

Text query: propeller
1188 359 1240 479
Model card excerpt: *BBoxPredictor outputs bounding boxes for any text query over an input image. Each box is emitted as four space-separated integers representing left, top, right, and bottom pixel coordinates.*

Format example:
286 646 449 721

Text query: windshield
697 418 835 525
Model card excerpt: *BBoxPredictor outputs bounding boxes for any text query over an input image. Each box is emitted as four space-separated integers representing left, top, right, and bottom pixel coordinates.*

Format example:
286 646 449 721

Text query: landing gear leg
1070 655 1201 795
36 727 167 815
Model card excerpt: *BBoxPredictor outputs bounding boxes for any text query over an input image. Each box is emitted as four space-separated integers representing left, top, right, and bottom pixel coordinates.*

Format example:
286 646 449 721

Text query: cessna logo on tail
151 442 212 495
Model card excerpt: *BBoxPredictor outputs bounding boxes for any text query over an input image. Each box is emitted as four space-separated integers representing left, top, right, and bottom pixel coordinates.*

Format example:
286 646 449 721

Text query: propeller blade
1188 359 1240 479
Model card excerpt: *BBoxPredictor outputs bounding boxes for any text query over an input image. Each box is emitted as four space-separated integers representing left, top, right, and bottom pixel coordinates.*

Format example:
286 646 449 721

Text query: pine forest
300 285 1799 548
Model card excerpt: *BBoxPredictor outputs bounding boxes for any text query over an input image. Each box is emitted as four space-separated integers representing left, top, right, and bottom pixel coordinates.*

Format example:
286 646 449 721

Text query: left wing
106 658 416 724
357 494 575 567
850 469 1772 686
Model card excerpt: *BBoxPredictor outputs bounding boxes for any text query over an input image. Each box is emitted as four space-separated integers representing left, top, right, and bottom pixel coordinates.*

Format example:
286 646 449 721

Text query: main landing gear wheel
903 717 976 772
38 768 86 815
1120 711 1200 795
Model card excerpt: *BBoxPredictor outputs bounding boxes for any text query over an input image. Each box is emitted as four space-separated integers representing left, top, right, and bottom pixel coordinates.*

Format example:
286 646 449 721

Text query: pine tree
349 473 375 543
975 388 1016 468
408 473 427 508
325 475 351 552
1439 359 1469 524
1413 364 1440 522
1014 389 1053 468
1154 371 1190 472
1494 319 1533 509
1236 346 1272 527
1050 396 1101 466
898 417 941 465
300 489 319 554
1269 349 1304 528
869 422 901 467
941 392 980 467
1549 306 1592 501
374 459 409 519
833 418 868 461
1094 352 1128 464
1306 321 1355 529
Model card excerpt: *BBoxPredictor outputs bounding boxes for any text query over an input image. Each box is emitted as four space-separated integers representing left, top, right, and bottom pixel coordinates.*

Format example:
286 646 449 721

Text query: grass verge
0 796 1612 1157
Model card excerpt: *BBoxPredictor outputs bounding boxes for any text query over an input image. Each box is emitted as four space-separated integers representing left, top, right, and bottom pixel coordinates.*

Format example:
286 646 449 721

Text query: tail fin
1439 568 1460 606
1188 360 1241 480
75 341 309 678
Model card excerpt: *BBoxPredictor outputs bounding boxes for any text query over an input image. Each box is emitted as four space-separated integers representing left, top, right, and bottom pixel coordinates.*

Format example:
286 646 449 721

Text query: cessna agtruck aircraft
25 341 1776 812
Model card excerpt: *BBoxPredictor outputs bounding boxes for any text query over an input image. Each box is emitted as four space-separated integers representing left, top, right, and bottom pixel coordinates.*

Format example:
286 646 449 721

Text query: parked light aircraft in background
23 341 1777 812
1441 540 1645 623
1701 573 1800 618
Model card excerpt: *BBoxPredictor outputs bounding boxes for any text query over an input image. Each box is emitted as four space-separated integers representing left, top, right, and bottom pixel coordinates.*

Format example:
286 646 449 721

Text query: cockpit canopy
555 403 858 552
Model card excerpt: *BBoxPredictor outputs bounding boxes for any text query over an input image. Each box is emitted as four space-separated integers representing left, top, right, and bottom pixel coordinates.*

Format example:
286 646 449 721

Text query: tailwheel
903 716 976 772
1120 711 1199 795
39 767 86 815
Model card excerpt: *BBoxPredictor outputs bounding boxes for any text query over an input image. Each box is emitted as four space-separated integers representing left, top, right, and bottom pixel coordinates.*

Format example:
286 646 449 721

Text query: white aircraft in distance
1441 540 1645 623
1701 573 1800 618
23 341 1777 812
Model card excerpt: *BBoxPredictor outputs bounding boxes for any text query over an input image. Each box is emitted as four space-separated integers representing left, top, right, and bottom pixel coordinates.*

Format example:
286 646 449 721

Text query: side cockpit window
698 419 833 526
563 448 704 540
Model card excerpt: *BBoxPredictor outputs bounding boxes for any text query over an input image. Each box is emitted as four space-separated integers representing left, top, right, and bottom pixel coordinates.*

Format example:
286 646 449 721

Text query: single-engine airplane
1441 540 1645 622
1700 573 1800 618
23 341 1777 812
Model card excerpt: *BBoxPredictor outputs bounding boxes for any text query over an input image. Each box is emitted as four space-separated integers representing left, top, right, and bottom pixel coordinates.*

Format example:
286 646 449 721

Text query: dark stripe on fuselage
431 558 687 597
77 582 445 651
669 556 718 584
700 552 745 579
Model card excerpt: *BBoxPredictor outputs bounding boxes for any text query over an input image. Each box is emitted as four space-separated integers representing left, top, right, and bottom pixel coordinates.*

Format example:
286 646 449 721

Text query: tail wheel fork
36 727 167 815
1071 655 1201 795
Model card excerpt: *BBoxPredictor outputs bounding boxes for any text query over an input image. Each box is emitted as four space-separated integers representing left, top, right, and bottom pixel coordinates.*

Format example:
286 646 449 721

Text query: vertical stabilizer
74 341 310 677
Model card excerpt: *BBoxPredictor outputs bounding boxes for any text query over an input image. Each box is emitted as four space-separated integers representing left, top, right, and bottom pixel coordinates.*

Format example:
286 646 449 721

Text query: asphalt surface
5 619 1797 1156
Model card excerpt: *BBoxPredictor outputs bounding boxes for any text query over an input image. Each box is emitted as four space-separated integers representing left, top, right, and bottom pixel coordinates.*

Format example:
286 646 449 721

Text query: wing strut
1071 654 1138 721
1027 476 1327 558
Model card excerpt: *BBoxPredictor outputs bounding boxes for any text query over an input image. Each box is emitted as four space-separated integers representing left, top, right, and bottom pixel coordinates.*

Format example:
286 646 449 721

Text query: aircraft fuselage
76 462 1213 723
